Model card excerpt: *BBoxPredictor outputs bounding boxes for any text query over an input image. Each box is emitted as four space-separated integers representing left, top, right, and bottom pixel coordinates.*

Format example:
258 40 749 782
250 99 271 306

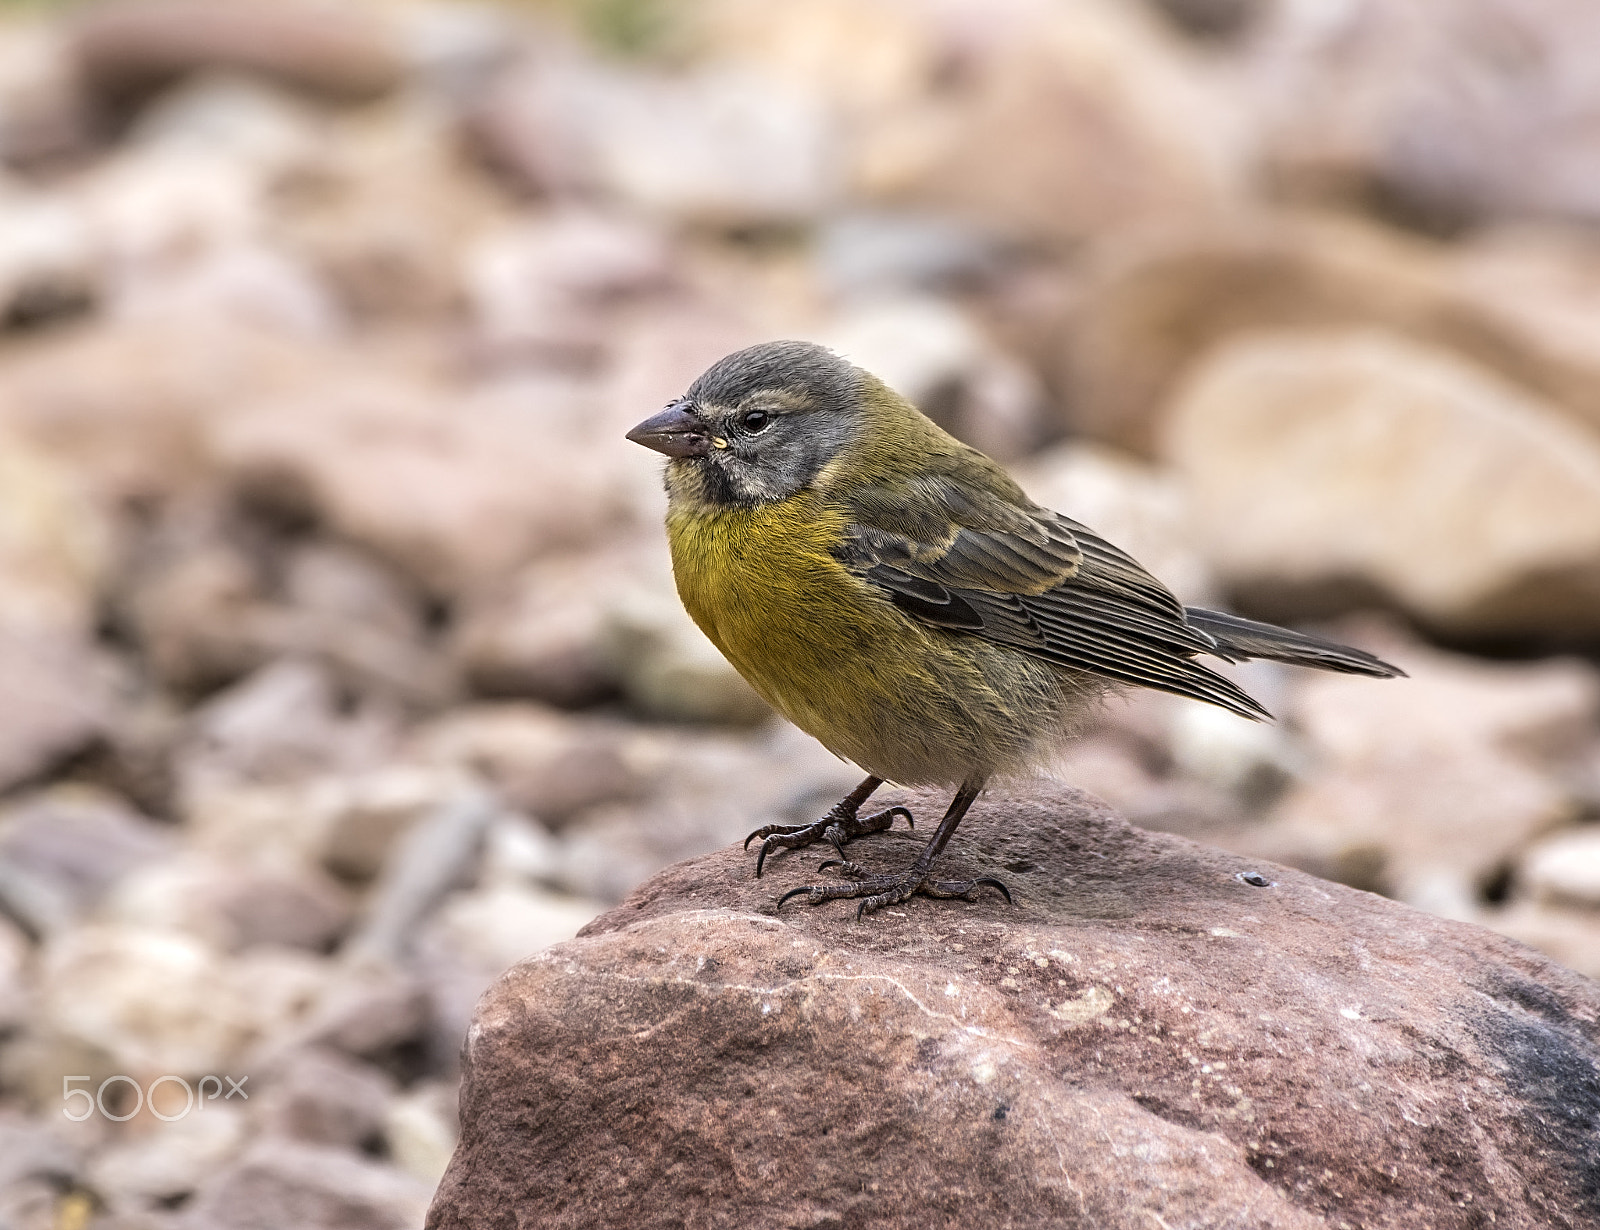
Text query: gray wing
840 477 1270 720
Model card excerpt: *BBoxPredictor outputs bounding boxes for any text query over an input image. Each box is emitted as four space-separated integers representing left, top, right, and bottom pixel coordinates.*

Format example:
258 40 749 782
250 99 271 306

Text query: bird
626 340 1403 919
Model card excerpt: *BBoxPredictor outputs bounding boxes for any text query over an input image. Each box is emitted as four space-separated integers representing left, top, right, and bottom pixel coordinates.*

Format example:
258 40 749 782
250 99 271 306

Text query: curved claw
972 877 1013 905
755 840 776 879
818 858 842 871
743 830 759 851
887 806 914 831
777 886 816 910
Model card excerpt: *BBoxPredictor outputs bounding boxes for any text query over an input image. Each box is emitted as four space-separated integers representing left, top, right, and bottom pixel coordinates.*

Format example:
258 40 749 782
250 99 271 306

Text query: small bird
627 340 1402 919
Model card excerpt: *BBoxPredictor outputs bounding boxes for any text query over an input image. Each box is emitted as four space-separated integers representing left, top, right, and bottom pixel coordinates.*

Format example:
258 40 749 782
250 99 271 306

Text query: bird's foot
743 803 914 877
778 863 1011 921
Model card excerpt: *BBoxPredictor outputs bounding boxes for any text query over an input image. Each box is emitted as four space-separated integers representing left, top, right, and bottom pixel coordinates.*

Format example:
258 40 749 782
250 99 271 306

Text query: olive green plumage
627 340 1402 917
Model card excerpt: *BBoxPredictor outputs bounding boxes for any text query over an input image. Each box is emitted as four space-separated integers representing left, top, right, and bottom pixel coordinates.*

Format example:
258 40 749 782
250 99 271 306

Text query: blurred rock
0 191 97 331
474 58 840 226
418 704 647 829
0 1113 80 1230
0 424 109 632
465 209 674 367
182 658 399 790
129 71 324 167
1062 217 1600 457
315 766 467 883
34 926 328 1077
278 961 428 1062
1487 901 1600 982
0 21 87 167
1015 441 1216 606
601 580 770 727
450 544 644 709
0 913 29 1032
1292 640 1599 764
119 524 451 703
819 296 1045 460
69 0 406 108
1254 749 1570 913
213 370 634 595
114 241 343 340
1247 0 1600 228
87 1103 248 1214
413 882 602 1067
0 630 113 795
0 789 173 939
125 531 272 696
101 851 353 953
817 211 1008 299
1163 329 1600 640
341 785 497 968
1146 0 1262 40
851 0 1245 244
179 1138 431 1230
253 1045 394 1149
1239 639 1597 907
548 722 858 904
0 320 314 507
273 100 508 321
382 1080 459 1187
432 784 1600 1230
1519 828 1600 910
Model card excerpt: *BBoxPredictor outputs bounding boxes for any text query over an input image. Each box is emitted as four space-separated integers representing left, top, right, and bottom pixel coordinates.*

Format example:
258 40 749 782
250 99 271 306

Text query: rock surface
1161 329 1600 639
428 785 1600 1230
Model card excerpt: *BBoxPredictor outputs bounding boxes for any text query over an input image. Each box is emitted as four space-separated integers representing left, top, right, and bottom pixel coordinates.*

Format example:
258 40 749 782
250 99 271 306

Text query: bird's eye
741 410 770 433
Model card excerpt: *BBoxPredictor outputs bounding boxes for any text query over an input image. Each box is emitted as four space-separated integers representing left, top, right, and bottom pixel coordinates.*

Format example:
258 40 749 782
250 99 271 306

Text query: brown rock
272 101 509 321
252 1046 396 1149
0 22 89 167
417 704 647 829
429 785 1600 1230
1488 901 1600 983
0 424 108 632
450 544 644 709
213 371 636 595
0 320 316 507
1246 0 1600 228
464 211 674 368
1063 216 1600 456
830 0 1246 243
1235 640 1596 911
1161 329 1600 639
0 914 30 1033
0 629 113 795
180 1138 431 1230
471 56 840 227
1517 829 1600 911
0 788 173 938
101 851 353 953
69 0 405 107
33 925 329 1080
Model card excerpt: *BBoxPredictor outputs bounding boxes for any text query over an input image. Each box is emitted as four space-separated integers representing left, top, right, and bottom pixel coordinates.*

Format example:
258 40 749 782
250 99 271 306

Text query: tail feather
1184 607 1405 679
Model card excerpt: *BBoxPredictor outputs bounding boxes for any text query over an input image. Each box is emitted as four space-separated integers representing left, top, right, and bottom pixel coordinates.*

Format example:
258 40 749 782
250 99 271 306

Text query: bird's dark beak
626 400 711 459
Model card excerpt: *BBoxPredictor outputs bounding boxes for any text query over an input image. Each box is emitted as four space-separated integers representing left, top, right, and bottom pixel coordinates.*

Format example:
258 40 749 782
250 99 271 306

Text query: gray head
626 340 864 506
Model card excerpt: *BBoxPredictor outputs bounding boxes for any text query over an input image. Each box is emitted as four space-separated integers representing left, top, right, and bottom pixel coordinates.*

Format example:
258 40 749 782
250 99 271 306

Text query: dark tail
1185 607 1405 679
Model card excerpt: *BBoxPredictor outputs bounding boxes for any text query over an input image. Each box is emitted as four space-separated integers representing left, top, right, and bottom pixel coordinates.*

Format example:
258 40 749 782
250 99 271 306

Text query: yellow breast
666 495 885 722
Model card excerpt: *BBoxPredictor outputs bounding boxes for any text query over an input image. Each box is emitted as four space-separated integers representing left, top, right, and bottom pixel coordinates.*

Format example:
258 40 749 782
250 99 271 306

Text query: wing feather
839 471 1269 720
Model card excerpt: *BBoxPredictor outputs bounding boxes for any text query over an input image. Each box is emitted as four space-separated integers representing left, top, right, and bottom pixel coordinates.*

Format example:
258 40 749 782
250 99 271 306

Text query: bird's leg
777 781 1011 920
743 775 914 878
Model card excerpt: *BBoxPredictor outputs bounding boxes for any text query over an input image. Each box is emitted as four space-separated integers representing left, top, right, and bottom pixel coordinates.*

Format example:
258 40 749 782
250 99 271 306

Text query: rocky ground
0 0 1597 1226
